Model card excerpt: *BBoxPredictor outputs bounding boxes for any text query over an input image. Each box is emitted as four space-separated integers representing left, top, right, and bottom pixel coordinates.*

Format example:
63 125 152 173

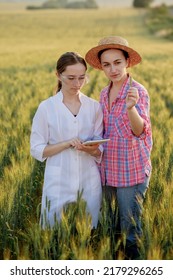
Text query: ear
56 72 61 79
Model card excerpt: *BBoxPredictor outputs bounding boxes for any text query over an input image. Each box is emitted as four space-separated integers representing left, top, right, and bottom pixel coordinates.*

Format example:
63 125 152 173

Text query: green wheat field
0 2 173 260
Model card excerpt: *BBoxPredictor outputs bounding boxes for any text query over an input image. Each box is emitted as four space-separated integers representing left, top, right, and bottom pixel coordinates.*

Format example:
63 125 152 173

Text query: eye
68 77 75 80
102 63 110 68
114 60 122 65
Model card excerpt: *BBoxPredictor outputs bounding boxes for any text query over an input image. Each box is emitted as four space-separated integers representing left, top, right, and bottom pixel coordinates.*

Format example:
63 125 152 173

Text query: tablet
83 138 110 146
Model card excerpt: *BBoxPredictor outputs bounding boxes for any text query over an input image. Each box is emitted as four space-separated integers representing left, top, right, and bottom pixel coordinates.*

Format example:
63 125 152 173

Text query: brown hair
98 48 129 62
55 52 87 93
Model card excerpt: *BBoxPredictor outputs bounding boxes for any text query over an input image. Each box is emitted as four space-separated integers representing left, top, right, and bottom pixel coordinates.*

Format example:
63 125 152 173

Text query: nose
73 78 81 86
110 64 117 73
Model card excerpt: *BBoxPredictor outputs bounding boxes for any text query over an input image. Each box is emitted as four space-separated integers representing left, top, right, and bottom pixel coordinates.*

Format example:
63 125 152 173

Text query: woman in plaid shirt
85 36 152 259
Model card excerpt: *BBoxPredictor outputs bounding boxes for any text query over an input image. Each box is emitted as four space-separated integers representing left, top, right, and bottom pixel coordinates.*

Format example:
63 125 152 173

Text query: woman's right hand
68 138 83 149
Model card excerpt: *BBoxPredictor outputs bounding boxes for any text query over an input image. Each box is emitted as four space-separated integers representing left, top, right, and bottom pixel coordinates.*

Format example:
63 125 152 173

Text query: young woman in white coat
30 52 103 229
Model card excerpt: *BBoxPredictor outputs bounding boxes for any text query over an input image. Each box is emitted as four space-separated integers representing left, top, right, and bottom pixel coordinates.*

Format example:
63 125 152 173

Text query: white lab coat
30 91 103 228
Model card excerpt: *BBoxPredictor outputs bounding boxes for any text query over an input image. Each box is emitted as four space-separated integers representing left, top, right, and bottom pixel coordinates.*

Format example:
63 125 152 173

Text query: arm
43 138 85 158
126 86 149 137
42 142 71 158
30 102 80 161
30 103 49 162
127 106 144 137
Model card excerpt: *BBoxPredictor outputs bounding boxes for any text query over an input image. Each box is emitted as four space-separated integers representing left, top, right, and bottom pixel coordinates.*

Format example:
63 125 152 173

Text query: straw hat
85 36 142 70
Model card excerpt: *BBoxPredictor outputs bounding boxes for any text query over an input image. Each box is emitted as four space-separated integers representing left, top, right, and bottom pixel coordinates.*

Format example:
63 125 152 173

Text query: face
100 49 129 83
58 63 87 94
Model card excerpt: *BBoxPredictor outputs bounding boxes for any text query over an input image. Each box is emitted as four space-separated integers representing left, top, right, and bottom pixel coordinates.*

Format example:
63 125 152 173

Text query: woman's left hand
126 87 139 110
77 143 100 156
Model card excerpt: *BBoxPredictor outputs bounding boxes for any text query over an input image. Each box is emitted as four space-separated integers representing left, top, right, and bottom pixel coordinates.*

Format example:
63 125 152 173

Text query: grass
0 2 173 260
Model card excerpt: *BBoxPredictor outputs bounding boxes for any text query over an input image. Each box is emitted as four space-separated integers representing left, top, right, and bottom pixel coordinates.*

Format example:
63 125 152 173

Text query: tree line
27 0 155 10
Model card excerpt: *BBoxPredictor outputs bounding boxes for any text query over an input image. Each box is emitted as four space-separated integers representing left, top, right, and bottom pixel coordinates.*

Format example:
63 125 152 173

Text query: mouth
72 87 80 90
110 74 119 79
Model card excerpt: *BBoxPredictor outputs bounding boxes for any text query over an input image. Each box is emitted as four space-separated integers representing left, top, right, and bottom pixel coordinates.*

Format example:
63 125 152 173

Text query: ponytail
54 80 62 95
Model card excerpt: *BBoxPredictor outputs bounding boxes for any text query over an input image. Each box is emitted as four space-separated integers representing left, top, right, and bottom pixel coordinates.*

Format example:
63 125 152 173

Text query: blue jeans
103 176 150 244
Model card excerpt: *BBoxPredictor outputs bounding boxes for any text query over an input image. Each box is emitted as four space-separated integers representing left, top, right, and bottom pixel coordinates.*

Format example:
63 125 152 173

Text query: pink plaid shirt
100 76 152 187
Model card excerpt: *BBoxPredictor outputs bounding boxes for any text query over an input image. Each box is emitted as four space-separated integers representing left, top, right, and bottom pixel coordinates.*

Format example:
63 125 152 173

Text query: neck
61 90 80 103
111 73 128 89
61 91 81 116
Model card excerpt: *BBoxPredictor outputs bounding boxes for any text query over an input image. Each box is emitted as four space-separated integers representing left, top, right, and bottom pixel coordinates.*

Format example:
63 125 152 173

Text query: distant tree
66 0 98 9
133 0 154 8
27 0 98 10
86 0 98 8
42 0 67 9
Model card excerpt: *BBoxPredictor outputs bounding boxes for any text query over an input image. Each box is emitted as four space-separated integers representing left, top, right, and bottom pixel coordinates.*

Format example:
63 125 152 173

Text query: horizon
0 0 173 7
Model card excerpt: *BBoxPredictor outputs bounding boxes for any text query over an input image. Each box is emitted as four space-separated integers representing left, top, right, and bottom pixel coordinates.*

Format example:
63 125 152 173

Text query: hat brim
85 43 142 70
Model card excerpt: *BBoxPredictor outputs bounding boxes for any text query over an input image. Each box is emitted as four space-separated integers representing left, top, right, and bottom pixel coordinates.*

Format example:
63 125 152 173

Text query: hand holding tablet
83 138 110 146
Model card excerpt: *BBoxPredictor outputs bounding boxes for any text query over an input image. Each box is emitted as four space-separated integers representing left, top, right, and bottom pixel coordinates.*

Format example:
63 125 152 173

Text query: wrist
127 105 135 111
64 141 71 149
92 149 101 157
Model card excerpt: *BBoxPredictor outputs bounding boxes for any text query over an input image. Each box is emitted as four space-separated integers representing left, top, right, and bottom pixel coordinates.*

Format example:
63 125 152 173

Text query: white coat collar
56 90 84 103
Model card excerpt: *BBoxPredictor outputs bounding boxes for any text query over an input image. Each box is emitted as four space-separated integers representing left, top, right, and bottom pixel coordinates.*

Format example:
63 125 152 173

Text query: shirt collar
57 90 83 103
103 74 131 100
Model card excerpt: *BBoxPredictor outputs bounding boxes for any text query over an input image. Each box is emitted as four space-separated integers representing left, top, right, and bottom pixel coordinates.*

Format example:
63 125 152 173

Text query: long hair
55 52 87 93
